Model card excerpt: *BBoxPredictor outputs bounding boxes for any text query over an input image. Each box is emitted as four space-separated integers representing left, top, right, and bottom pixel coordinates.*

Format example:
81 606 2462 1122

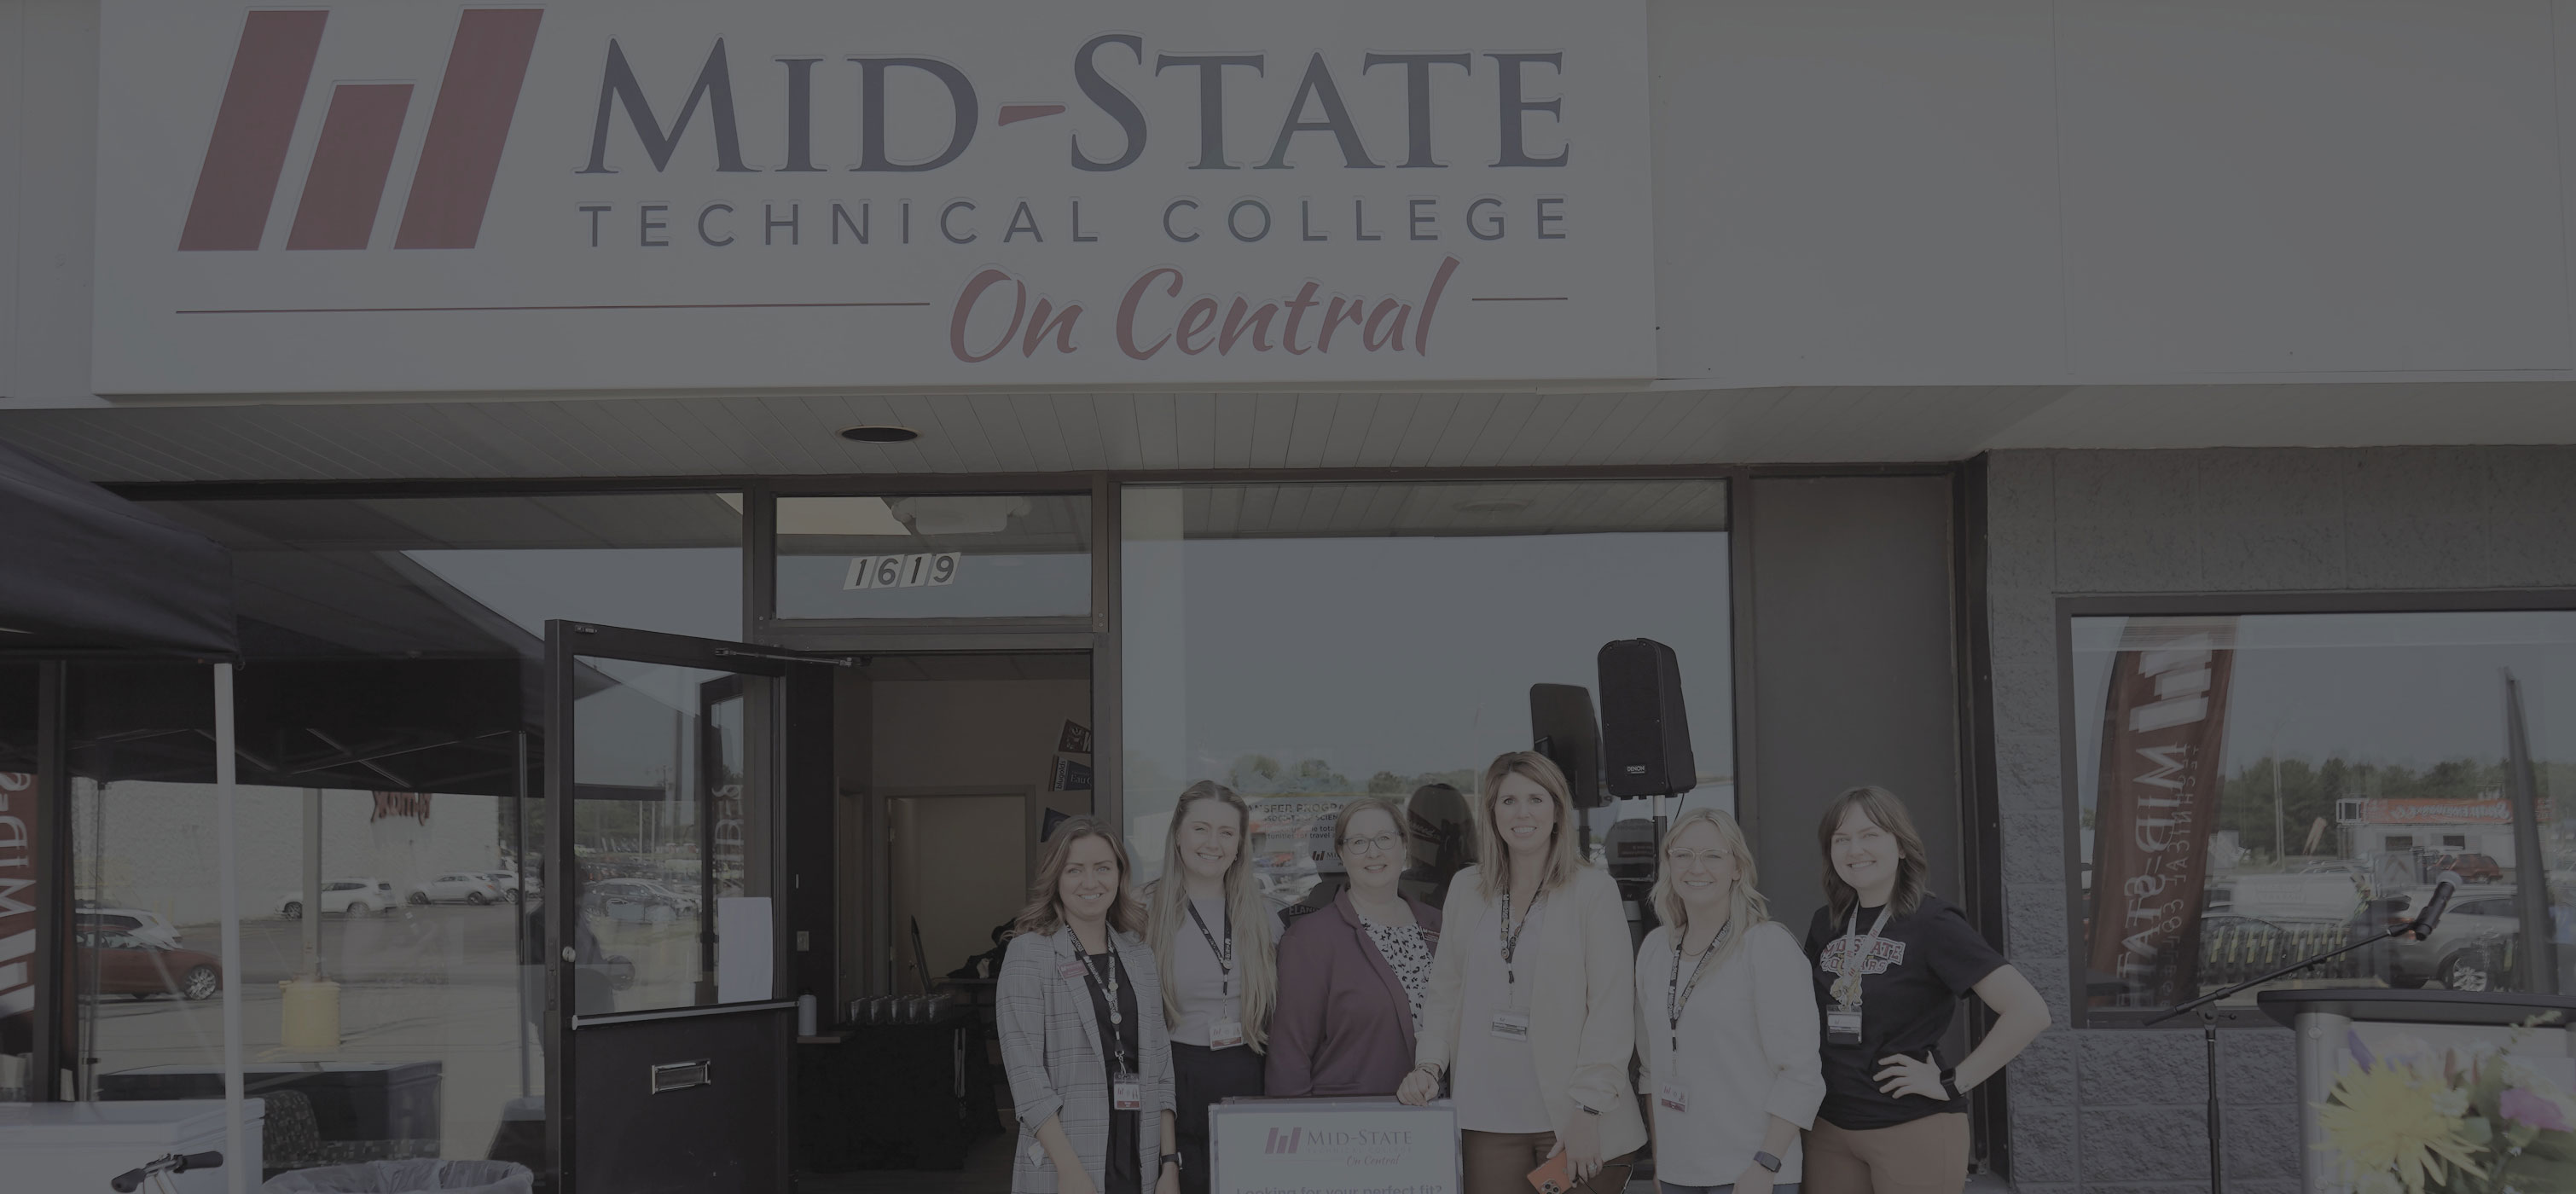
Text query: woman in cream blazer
1399 752 1645 1194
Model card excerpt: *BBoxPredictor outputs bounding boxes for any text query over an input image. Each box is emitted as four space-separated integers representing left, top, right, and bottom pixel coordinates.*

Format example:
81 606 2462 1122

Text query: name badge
1209 1016 1245 1049
1826 1008 1863 1046
1656 1081 1690 1113
1059 959 1089 981
1489 1011 1532 1041
1113 1078 1143 1111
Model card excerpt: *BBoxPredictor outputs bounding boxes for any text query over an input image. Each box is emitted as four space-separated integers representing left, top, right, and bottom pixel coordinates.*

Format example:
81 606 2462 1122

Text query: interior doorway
888 792 1027 995
802 649 1092 1194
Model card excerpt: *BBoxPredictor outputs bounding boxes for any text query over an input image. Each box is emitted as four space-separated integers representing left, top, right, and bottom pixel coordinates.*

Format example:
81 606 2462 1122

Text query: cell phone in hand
1527 1151 1573 1194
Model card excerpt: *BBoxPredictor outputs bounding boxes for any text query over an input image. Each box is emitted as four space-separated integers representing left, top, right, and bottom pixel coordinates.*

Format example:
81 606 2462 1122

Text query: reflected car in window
78 931 223 1001
2388 888 2525 990
2429 853 2507 885
479 871 537 904
409 873 505 906
73 907 183 950
275 878 398 918
584 878 700 924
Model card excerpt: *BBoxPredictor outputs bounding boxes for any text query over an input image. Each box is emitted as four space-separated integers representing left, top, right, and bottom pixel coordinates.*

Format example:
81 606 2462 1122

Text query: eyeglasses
1341 833 1402 855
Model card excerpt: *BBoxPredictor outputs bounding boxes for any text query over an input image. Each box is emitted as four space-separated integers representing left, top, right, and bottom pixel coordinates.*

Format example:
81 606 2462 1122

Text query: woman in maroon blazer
1266 797 1445 1097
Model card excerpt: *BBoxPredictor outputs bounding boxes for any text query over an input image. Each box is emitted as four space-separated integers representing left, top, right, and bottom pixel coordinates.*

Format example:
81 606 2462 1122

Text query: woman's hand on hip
1875 1051 1946 1100
1395 1067 1439 1106
1730 1161 1778 1194
1154 1160 1180 1194
1552 1110 1603 1185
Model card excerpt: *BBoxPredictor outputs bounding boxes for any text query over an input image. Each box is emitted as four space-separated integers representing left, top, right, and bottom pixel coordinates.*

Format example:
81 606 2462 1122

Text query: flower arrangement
2318 1026 2576 1194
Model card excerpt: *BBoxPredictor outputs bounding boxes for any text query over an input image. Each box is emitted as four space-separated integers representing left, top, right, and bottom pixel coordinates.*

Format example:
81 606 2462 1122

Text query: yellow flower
2318 1062 2486 1194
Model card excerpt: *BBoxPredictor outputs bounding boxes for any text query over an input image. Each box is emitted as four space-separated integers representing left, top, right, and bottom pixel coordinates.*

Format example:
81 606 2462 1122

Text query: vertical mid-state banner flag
2086 619 2237 1010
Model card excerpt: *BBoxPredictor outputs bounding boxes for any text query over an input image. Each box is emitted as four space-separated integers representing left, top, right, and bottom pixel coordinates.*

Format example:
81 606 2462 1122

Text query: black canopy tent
0 435 257 1192
0 436 236 658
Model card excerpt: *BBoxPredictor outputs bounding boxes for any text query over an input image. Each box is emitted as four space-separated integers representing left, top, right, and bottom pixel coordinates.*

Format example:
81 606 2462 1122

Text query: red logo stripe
395 8 543 250
178 9 328 251
286 83 414 250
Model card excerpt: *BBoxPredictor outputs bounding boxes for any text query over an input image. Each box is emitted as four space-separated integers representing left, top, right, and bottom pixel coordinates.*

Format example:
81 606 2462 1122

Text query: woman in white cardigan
1633 808 1823 1193
1399 751 1645 1194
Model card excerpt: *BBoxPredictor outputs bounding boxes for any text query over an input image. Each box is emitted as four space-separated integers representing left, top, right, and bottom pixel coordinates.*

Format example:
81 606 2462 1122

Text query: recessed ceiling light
838 425 920 443
1454 498 1532 513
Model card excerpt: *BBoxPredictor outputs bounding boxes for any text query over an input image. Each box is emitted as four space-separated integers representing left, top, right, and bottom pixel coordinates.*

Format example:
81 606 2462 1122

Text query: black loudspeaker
1598 638 1696 798
1528 683 1604 809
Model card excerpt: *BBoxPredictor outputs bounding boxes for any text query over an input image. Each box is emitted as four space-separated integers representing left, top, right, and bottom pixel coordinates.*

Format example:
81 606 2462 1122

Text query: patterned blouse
1358 914 1436 1035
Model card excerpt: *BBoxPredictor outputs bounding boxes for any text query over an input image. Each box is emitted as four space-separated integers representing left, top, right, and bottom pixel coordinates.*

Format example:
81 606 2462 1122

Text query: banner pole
215 662 247 1194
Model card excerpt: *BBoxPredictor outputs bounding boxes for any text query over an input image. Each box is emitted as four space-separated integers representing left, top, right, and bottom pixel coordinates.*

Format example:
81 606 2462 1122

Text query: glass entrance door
545 622 797 1194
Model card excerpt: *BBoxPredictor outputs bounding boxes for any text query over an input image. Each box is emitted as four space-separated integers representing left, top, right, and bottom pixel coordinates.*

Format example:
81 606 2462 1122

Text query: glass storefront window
55 493 740 1179
1119 480 1733 901
566 658 771 1014
773 493 1091 619
2073 610 2576 1018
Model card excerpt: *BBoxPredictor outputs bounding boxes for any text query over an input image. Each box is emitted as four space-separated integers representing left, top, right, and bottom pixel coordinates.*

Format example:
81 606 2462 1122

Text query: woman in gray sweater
998 818 1181 1194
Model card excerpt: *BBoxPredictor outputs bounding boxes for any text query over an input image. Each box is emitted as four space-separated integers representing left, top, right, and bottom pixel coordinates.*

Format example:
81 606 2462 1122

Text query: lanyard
1499 888 1546 986
1830 905 1894 1009
1080 949 1131 1075
1185 897 1234 995
1666 921 1732 1053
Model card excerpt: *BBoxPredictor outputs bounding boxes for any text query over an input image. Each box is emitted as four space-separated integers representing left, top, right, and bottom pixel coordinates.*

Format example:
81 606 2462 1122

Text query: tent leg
215 664 246 1194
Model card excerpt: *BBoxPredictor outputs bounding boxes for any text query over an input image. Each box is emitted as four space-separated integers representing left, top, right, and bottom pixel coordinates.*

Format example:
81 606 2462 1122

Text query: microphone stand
2147 908 2437 1194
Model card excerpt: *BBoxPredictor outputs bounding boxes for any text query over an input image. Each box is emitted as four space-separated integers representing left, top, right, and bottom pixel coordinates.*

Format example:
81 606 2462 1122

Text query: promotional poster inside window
93 0 1656 393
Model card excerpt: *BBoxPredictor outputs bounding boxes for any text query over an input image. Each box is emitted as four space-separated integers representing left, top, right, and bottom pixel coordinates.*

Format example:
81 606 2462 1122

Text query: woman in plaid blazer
999 817 1181 1194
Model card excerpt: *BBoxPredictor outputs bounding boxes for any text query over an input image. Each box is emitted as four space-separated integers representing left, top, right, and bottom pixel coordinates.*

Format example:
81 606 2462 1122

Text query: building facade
12 2 2576 1192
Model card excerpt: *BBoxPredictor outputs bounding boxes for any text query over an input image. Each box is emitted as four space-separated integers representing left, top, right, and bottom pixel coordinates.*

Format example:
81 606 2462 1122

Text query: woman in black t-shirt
1801 787 2047 1194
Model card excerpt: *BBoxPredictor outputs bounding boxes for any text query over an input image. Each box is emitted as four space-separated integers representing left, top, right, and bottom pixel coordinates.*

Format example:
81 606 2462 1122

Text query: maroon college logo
181 8 543 252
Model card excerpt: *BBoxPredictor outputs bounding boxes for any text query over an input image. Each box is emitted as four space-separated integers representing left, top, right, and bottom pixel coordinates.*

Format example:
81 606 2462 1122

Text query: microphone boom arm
2146 919 2413 1026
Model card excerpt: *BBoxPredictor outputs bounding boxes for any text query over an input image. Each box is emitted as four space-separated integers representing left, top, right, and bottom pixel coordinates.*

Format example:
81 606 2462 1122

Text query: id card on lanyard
1187 899 1245 1049
1826 905 1892 1047
1658 924 1729 1114
1077 950 1145 1110
1489 890 1544 1040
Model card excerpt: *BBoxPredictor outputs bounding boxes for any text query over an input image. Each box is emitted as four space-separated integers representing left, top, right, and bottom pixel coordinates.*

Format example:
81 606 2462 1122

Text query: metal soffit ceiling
0 390 2047 481
7 383 2576 484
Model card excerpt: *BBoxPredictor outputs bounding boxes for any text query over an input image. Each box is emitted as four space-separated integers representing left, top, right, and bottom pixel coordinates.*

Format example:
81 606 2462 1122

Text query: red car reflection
78 931 224 1000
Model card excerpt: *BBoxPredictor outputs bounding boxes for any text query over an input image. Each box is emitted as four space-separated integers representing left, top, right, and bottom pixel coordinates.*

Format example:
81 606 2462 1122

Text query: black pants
1171 1040 1264 1194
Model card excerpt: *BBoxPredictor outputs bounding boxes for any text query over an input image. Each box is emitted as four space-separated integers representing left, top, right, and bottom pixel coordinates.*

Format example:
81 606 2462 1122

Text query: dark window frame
2056 588 2576 1029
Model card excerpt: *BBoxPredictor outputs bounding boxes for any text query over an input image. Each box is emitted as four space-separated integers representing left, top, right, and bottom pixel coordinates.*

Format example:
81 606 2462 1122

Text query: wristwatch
1752 1151 1783 1174
1939 1067 1964 1100
1160 1151 1184 1174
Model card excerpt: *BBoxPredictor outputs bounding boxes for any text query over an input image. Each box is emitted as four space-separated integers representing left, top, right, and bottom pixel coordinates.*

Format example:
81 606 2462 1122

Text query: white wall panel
9 0 101 409
1651 0 2063 385
2057 0 2569 374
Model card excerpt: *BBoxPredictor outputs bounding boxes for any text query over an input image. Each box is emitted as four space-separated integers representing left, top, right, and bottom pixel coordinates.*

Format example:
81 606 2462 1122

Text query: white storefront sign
1210 1099 1457 1194
93 0 1653 394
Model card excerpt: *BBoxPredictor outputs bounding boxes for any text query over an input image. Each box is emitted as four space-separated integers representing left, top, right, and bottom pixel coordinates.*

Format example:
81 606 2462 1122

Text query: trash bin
260 1159 532 1194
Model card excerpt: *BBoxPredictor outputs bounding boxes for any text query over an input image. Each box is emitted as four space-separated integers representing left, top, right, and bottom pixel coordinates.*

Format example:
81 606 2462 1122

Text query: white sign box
1210 1098 1457 1194
94 0 1654 394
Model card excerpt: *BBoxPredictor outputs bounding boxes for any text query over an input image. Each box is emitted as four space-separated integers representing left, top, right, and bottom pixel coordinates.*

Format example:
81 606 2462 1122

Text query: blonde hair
1011 816 1145 939
1146 781 1279 1052
1818 785 1932 923
1647 808 1769 971
1472 751 1589 901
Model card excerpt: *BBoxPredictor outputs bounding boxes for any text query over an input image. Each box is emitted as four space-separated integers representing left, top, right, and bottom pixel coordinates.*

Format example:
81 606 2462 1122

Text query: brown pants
1460 1129 1637 1194
1802 1114 1970 1194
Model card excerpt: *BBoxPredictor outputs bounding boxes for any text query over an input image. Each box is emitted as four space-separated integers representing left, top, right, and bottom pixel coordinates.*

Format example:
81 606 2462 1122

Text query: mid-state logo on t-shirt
1818 936 1907 976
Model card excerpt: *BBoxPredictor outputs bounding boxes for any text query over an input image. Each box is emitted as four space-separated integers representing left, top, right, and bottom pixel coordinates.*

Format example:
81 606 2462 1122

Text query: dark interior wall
1743 475 1962 939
